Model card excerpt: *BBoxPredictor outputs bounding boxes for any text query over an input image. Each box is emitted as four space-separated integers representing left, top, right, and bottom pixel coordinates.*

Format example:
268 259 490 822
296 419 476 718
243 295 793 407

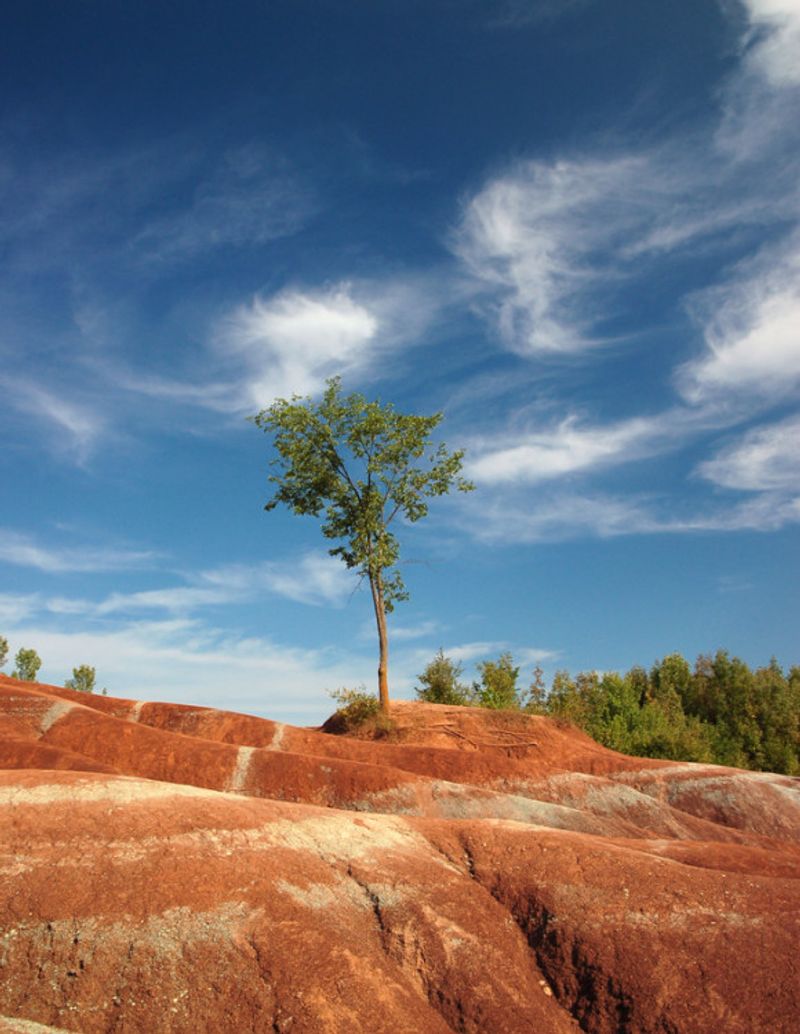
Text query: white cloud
697 413 800 491
463 492 659 543
131 148 316 263
451 148 790 358
0 593 38 626
0 376 106 462
0 529 157 574
445 640 556 665
390 620 442 642
216 284 379 407
740 0 800 87
101 272 442 420
453 156 657 355
87 551 356 617
96 586 233 616
4 618 370 723
200 551 355 609
680 491 800 531
466 412 672 485
453 0 800 363
678 234 800 404
460 482 800 543
715 0 800 159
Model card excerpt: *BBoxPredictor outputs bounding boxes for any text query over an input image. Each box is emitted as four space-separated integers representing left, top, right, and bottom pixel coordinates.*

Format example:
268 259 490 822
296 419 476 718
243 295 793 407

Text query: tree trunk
369 571 390 714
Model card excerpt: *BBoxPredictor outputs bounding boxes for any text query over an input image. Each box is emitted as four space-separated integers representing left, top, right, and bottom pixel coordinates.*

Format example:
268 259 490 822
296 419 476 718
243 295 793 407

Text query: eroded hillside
1 674 799 1033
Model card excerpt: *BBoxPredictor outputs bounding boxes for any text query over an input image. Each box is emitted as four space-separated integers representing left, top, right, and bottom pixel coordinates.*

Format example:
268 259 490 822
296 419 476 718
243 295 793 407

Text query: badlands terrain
0 673 798 1033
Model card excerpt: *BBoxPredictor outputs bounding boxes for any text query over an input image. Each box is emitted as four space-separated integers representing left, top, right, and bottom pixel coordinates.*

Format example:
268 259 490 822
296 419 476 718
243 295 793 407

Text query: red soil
1 673 798 1033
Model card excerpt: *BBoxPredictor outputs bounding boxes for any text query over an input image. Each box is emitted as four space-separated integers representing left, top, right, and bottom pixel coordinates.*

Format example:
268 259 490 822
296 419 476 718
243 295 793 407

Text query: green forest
415 649 800 775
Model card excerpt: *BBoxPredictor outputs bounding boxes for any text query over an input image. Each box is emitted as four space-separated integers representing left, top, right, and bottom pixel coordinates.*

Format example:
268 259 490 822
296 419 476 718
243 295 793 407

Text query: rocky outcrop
1 674 798 1032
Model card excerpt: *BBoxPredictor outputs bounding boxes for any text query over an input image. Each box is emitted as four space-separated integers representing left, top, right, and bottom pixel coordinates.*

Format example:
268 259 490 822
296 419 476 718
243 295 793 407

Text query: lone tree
252 377 473 713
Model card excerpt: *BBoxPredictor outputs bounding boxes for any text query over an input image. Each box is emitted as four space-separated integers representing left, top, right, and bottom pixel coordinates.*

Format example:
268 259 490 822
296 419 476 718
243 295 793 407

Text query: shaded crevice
245 932 285 1033
504 894 643 1034
448 836 628 1033
344 865 465 1034
345 865 389 945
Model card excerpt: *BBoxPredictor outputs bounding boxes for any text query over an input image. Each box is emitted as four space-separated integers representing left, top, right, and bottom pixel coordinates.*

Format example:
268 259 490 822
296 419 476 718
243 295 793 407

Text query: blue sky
1 0 798 722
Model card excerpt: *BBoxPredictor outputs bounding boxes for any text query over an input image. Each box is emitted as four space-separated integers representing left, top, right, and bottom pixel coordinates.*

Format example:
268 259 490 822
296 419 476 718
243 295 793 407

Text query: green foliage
66 664 96 694
252 377 474 709
522 665 548 714
538 650 798 774
0 635 8 670
12 647 42 682
328 686 381 729
415 649 472 705
253 377 473 610
474 652 522 710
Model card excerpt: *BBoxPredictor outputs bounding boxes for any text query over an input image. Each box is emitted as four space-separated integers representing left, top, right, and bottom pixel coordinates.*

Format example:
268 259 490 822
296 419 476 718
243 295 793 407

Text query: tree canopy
12 648 41 683
252 377 474 711
66 664 96 694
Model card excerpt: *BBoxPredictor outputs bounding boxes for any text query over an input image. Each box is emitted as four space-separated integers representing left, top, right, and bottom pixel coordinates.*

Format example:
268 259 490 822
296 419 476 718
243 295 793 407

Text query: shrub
415 649 472 705
328 686 381 728
473 652 521 710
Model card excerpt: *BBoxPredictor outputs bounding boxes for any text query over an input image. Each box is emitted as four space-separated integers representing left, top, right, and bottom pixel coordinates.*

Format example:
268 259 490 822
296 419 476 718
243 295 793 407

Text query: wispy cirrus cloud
60 550 356 618
453 1 800 364
0 375 107 463
0 617 370 721
453 141 796 362
0 593 38 626
677 232 800 406
444 639 556 665
465 411 679 485
0 139 314 276
697 413 800 492
130 144 316 265
461 485 800 544
200 551 356 608
0 529 158 574
453 155 660 356
446 0 800 547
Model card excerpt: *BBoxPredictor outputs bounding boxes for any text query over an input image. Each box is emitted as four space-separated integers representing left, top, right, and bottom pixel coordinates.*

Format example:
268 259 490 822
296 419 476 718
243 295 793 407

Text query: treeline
415 649 800 775
0 635 104 694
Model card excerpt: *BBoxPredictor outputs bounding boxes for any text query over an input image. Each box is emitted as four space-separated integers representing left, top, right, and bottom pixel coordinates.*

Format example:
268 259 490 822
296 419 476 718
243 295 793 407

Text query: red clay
1 673 798 1032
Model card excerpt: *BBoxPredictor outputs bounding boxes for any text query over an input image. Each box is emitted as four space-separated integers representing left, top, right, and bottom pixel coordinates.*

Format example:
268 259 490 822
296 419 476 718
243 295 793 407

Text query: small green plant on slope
327 685 395 737
65 664 96 694
415 648 472 705
329 686 380 726
12 647 42 682
0 635 8 670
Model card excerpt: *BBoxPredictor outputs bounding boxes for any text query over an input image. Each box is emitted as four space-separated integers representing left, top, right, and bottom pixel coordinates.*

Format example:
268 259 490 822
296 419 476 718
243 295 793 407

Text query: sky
1 0 798 723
